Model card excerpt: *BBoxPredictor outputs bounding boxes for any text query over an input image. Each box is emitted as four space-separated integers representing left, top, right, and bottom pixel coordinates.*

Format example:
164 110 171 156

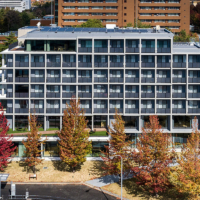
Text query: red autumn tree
171 117 200 198
131 115 175 195
58 98 92 172
101 110 133 176
22 113 47 174
0 102 16 171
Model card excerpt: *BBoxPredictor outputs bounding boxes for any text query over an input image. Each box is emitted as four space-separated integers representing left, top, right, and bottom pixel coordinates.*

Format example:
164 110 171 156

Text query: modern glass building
1 26 200 159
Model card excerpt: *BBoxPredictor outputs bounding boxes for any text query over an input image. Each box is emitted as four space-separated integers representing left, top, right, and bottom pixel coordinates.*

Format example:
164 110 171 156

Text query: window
92 13 103 15
110 100 121 108
173 85 183 93
64 6 75 9
154 20 165 22
64 13 75 15
173 55 186 63
110 85 121 93
106 0 117 2
173 116 191 128
112 70 121 77
173 70 183 78
142 85 152 93
142 40 155 48
168 20 179 23
140 6 151 9
140 20 152 23
140 13 151 16
154 7 165 10
143 100 152 108
188 101 198 108
106 19 118 22
50 70 59 77
106 13 117 16
126 86 136 93
188 85 198 93
96 100 106 108
157 86 167 93
33 100 43 108
80 100 90 108
92 6 103 9
158 70 167 78
158 100 167 108
43 142 59 157
142 70 152 78
96 85 106 93
96 70 106 77
168 7 180 10
78 6 89 9
78 13 89 16
127 70 136 77
173 100 183 108
168 13 179 16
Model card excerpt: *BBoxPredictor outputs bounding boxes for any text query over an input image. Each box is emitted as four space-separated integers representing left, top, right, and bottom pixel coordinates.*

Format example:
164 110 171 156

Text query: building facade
55 0 190 33
1 26 199 159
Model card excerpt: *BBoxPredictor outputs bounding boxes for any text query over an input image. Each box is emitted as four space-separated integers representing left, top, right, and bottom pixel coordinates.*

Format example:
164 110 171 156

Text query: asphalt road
1 183 117 200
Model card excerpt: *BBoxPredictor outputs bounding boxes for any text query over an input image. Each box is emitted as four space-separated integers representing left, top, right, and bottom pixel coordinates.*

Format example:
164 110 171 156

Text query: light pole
111 155 123 200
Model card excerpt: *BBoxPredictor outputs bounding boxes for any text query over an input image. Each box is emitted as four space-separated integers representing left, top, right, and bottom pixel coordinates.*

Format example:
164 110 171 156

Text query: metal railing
141 63 155 68
110 62 123 67
188 78 200 83
46 108 60 113
15 77 29 82
94 93 108 98
125 93 139 98
94 108 107 113
126 62 139 67
31 77 45 82
15 62 29 67
125 78 139 83
141 108 154 113
15 108 29 113
46 93 60 98
110 47 124 53
141 78 155 83
94 62 108 67
188 108 200 113
62 92 76 98
30 108 44 113
157 93 170 98
157 62 171 68
78 62 92 68
94 47 108 53
125 108 139 113
62 62 76 67
110 108 123 113
78 92 92 98
172 108 186 113
172 93 186 98
157 108 170 113
78 47 92 52
46 78 60 83
141 93 155 98
173 78 186 83
31 62 45 67
141 48 155 53
188 63 200 68
62 77 76 83
94 77 108 82
126 47 139 53
188 93 200 98
110 77 123 82
173 63 186 68
31 93 44 98
78 77 92 82
157 48 171 53
15 93 29 98
110 93 123 98
157 78 171 83
47 62 61 67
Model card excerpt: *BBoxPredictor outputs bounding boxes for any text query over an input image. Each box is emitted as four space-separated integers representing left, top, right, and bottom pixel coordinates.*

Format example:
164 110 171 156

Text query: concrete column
60 116 62 130
44 116 46 131
2 54 5 67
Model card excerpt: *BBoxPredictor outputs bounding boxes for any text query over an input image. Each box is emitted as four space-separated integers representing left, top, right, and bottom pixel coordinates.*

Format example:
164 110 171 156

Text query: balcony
172 93 186 98
188 93 200 98
6 108 13 113
173 78 186 83
188 108 200 113
15 77 29 82
141 78 155 83
94 93 108 98
126 62 139 68
141 48 155 53
110 77 123 83
6 62 13 67
15 108 29 113
94 47 108 53
7 77 13 82
172 108 186 113
82 108 92 114
157 48 171 53
46 93 60 98
141 93 155 98
15 62 29 67
126 47 139 53
110 47 124 53
31 62 45 67
94 108 107 113
110 108 123 113
78 62 92 68
125 93 139 98
31 77 45 82
157 78 171 83
141 108 154 113
157 63 171 68
110 62 123 67
78 92 92 98
125 108 139 113
31 93 44 98
6 92 13 98
188 78 200 83
30 108 44 113
157 93 170 98
188 63 200 68
141 63 155 68
110 93 123 98
157 108 170 113
78 47 92 53
62 92 76 98
47 62 61 67
173 63 186 68
94 77 108 83
62 62 76 67
125 78 139 83
15 93 29 98
46 108 60 113
62 77 76 83
94 62 108 67
46 78 60 83
78 77 92 83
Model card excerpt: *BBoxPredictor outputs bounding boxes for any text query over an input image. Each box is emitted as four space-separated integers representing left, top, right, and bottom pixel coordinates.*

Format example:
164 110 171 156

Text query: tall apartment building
55 0 190 33
0 26 199 159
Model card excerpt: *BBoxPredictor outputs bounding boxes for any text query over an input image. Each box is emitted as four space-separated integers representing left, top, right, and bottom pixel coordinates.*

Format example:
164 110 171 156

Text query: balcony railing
172 93 186 98
126 47 139 53
141 93 155 98
172 108 186 113
157 108 170 113
6 92 13 98
30 108 44 113
15 77 29 82
15 93 29 98
94 108 107 113
78 77 92 83
31 62 45 67
46 78 60 83
31 93 44 98
110 48 124 53
6 62 13 67
188 78 200 83
173 78 186 83
81 108 92 114
94 47 108 53
110 108 123 113
110 62 123 67
125 93 139 98
47 62 61 67
157 48 171 53
6 108 13 113
157 78 171 83
125 78 139 83
46 93 60 98
62 62 76 67
62 77 76 83
110 93 123 98
188 93 200 98
31 77 45 82
94 62 108 67
126 62 139 68
15 62 29 67
78 47 92 52
6 77 13 82
78 92 92 98
141 63 155 68
62 92 76 98
141 108 154 113
94 77 108 82
46 108 60 113
94 93 108 98
157 63 171 68
78 62 92 68
110 77 123 82
157 93 170 98
188 63 200 68
15 108 29 113
141 48 155 53
141 78 155 83
173 63 186 68
188 108 200 113
125 108 139 113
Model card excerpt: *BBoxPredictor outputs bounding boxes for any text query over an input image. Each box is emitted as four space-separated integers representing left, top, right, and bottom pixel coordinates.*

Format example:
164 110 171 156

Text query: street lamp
110 155 123 200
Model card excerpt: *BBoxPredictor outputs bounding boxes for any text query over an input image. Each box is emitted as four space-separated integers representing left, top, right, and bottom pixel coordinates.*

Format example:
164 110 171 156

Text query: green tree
133 19 151 28
174 30 191 42
20 11 35 27
74 19 104 28
57 98 92 172
4 10 21 31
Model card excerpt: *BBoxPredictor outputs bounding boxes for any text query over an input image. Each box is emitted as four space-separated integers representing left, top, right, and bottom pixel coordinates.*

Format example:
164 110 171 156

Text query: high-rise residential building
0 0 31 12
0 26 199 159
54 0 190 33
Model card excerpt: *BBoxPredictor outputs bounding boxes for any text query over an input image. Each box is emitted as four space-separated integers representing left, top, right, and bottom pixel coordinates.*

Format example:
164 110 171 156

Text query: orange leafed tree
171 117 200 199
58 98 92 172
131 115 175 195
101 110 133 176
22 113 47 174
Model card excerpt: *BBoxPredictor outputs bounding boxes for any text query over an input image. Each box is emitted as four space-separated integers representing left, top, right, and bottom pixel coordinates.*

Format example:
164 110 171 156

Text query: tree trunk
33 165 36 174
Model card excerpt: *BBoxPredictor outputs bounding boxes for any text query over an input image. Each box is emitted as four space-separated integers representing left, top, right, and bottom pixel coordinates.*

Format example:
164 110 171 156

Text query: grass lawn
46 128 60 131
42 134 58 137
89 131 107 136
7 129 29 134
